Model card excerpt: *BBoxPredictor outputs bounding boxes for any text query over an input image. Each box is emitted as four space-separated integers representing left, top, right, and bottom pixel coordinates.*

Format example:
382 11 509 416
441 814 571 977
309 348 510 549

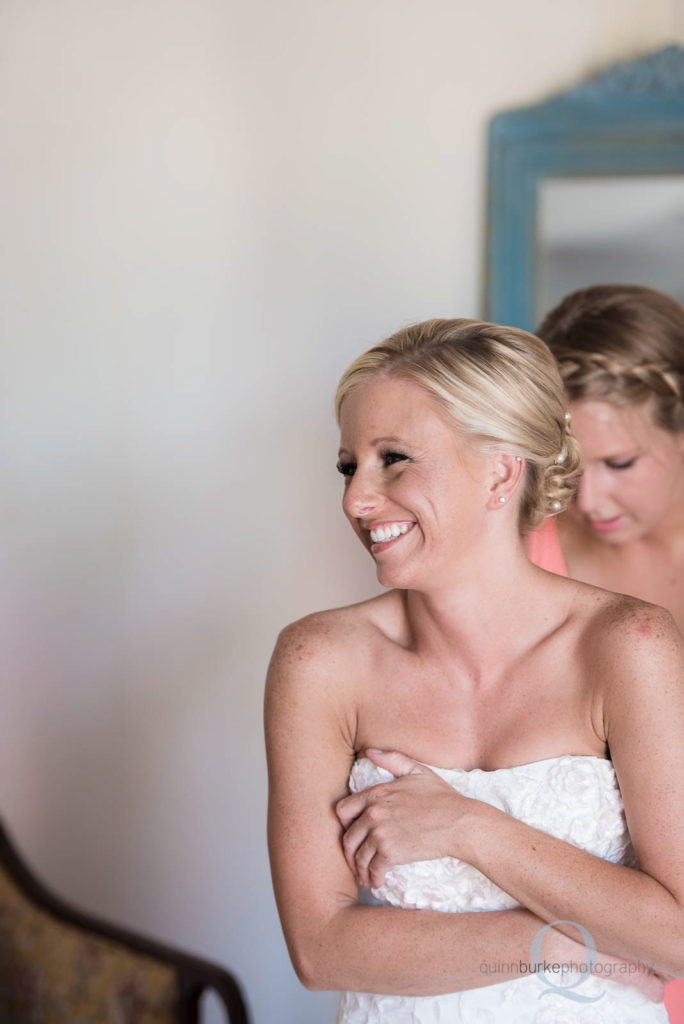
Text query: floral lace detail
337 755 666 1024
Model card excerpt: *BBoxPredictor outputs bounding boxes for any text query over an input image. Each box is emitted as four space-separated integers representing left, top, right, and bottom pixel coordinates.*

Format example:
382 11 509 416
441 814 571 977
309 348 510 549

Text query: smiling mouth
369 522 413 543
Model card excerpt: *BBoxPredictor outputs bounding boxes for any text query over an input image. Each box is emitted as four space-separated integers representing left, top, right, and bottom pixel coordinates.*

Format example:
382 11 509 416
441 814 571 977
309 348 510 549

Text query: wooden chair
0 817 249 1024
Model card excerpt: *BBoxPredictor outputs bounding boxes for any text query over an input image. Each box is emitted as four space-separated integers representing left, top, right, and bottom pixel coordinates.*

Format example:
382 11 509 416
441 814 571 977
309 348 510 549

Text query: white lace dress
336 755 668 1024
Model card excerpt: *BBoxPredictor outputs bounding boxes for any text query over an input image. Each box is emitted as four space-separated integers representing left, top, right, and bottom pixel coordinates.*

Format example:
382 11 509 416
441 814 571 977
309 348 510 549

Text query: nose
575 467 600 515
342 467 380 520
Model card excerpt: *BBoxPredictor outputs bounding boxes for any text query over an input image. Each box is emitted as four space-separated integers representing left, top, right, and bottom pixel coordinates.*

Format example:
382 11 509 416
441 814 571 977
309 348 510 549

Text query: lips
364 521 416 552
588 515 624 533
369 522 413 543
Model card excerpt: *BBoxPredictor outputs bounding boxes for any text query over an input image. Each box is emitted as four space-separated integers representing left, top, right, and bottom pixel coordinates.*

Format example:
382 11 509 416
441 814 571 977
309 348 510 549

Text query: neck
402 534 561 679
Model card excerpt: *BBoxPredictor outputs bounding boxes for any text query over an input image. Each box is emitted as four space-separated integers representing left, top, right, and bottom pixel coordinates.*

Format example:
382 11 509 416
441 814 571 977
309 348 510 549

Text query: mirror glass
537 174 684 321
485 45 684 332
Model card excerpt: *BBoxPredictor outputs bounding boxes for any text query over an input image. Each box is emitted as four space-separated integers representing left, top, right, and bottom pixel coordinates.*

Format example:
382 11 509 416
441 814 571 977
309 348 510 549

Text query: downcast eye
605 457 637 471
336 460 356 477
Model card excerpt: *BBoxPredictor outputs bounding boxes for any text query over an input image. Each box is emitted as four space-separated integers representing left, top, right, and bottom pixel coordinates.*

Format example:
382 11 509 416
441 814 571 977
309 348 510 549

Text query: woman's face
567 398 684 544
337 376 496 590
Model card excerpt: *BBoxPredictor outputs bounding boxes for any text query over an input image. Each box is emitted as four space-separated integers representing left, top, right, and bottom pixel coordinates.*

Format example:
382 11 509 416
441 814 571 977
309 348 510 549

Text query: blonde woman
266 319 683 1023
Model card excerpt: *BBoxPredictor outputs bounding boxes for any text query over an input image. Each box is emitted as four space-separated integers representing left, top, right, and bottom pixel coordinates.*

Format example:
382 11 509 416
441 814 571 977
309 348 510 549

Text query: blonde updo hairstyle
335 318 581 533
537 284 684 434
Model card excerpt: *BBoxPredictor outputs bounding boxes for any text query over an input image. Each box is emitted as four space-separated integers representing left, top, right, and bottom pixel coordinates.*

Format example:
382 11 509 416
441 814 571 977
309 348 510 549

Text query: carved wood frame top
485 46 684 331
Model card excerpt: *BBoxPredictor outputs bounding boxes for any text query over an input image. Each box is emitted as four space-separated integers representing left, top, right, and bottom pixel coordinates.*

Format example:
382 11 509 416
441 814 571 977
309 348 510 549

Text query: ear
486 454 525 510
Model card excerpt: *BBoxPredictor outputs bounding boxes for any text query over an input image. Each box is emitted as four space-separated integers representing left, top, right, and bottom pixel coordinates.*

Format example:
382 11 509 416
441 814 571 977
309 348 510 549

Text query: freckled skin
266 378 684 998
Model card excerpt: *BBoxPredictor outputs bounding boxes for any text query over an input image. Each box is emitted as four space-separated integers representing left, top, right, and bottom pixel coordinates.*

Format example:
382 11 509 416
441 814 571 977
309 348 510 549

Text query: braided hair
537 285 684 434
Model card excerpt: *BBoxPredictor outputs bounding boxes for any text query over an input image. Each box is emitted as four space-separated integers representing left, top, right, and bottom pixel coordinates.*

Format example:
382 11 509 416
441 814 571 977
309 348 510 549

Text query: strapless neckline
354 751 611 777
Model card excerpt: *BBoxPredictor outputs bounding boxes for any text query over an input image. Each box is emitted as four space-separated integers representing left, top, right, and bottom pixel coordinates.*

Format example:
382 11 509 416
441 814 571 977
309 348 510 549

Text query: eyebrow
338 435 408 457
370 435 406 446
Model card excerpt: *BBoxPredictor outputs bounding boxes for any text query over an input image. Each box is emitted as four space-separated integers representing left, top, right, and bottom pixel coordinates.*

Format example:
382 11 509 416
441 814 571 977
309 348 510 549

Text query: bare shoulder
265 589 405 723
580 586 681 649
573 584 684 697
269 592 397 677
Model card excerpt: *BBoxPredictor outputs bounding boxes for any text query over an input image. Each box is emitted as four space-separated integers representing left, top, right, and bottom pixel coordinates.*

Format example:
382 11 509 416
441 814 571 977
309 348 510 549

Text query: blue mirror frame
485 45 684 332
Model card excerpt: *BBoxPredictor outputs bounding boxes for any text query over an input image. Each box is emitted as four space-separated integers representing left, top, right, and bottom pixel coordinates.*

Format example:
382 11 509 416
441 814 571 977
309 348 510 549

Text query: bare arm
337 603 684 978
265 613 653 995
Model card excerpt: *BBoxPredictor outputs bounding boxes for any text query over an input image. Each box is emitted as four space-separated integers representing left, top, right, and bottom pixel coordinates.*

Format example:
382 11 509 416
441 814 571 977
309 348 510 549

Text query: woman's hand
542 925 671 1003
335 748 471 887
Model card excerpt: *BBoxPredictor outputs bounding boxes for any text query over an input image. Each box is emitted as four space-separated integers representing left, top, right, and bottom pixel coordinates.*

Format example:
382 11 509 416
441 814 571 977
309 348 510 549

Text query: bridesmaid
533 283 684 1023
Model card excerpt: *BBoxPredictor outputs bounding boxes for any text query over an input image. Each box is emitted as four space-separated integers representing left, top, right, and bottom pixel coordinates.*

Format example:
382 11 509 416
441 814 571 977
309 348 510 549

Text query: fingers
340 810 371 881
335 751 441 886
335 781 388 873
339 806 370 873
343 821 372 885
336 750 428 828
335 775 403 828
365 748 424 777
338 796 386 880
341 812 391 887
336 791 368 829
337 791 396 885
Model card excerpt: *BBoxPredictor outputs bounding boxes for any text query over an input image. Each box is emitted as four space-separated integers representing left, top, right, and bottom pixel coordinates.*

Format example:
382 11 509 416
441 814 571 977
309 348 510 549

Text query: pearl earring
498 496 506 504
551 500 561 511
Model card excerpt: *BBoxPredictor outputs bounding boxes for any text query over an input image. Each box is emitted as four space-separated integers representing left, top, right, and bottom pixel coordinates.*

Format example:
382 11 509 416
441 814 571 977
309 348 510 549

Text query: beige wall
0 3 678 1021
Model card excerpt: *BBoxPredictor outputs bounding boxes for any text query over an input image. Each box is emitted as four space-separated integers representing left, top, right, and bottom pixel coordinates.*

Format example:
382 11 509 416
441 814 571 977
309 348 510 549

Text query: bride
265 318 683 1022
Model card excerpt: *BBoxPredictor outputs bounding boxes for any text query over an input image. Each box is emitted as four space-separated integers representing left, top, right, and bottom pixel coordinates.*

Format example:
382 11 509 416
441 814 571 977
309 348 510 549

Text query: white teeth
370 523 411 543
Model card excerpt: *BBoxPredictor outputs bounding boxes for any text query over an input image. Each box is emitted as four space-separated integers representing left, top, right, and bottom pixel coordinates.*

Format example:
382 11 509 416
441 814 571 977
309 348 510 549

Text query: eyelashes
336 460 356 478
605 457 637 471
382 451 408 468
336 450 409 478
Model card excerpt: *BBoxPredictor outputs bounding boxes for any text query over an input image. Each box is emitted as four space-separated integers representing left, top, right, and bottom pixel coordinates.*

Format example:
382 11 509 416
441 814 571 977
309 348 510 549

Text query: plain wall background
1 3 682 1022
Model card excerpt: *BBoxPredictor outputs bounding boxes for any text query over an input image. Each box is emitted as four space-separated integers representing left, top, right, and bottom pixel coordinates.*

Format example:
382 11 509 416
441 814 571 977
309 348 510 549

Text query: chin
595 533 630 546
375 567 405 589
374 561 416 590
